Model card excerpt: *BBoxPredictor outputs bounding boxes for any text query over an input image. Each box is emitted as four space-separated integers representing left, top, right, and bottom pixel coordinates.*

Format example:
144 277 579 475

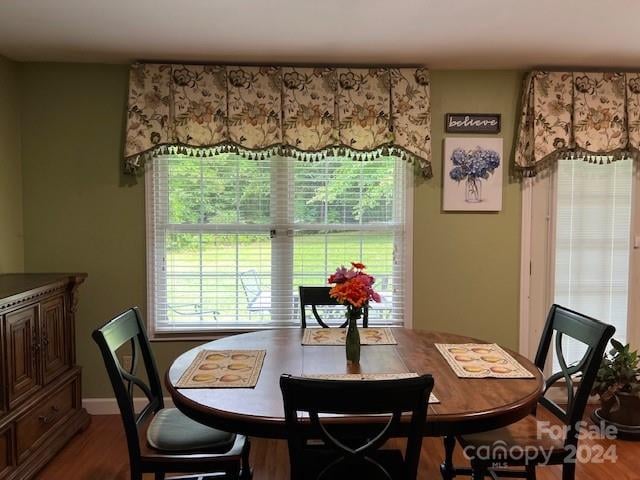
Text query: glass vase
345 306 361 364
465 178 482 203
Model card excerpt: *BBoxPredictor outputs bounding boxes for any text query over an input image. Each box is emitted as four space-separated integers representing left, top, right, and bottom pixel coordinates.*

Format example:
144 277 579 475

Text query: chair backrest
299 286 369 328
534 304 615 448
240 269 262 305
92 307 164 463
280 374 433 480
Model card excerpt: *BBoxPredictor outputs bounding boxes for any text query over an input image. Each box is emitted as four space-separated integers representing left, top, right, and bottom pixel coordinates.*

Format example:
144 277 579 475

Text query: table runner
304 372 439 403
176 350 266 388
302 327 397 346
435 343 535 379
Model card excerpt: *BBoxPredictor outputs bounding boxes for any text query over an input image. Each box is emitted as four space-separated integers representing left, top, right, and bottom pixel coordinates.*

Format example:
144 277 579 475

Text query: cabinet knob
38 406 60 425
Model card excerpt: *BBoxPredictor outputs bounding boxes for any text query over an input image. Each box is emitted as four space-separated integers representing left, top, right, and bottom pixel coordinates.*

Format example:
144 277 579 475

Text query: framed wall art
443 137 503 211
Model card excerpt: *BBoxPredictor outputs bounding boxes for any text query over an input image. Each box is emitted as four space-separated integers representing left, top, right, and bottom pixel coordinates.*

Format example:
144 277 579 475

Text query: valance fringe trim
126 142 433 178
515 147 640 178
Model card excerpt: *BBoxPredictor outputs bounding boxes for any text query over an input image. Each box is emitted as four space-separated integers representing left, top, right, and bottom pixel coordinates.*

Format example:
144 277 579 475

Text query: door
5 305 41 408
40 295 69 384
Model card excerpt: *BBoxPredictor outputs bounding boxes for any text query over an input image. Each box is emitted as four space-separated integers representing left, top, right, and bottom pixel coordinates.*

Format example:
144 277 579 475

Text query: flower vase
345 307 361 364
465 178 482 203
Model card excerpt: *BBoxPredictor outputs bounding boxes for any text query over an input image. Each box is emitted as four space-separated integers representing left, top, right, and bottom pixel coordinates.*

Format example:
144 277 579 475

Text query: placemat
304 372 439 403
302 327 397 346
435 343 534 379
176 349 266 388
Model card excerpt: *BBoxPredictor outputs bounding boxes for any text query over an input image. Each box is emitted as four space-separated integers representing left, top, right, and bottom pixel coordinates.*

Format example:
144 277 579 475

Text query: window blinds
554 159 633 365
147 154 408 332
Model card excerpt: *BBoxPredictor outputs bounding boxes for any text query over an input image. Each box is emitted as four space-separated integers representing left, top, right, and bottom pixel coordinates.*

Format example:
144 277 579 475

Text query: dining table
166 328 544 439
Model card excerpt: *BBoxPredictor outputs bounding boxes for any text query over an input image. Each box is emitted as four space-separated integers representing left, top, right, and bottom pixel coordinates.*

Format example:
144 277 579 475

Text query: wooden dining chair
280 373 433 480
299 286 369 328
440 304 615 480
92 307 251 480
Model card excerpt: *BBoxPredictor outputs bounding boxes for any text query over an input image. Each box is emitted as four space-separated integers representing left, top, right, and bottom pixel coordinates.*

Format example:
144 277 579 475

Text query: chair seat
147 408 236 453
459 414 566 466
300 448 406 480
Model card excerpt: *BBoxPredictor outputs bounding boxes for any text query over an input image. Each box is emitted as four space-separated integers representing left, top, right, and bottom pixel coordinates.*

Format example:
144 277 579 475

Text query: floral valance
515 71 640 177
124 63 432 177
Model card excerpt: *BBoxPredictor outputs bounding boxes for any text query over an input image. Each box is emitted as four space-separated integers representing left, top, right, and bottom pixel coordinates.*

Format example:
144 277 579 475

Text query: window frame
145 157 414 341
519 161 640 364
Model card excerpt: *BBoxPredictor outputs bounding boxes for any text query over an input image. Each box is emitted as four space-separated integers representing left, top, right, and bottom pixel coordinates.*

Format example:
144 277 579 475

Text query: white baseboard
83 397 174 415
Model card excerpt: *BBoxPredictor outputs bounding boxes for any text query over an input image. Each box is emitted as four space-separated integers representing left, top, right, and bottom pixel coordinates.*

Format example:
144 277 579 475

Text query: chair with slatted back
440 304 615 480
299 286 369 328
92 307 251 480
280 373 433 480
240 269 271 319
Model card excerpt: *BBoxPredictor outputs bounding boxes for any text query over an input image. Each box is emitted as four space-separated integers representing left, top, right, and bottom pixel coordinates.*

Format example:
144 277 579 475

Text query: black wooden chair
299 286 369 328
92 307 251 480
280 373 433 480
440 304 615 480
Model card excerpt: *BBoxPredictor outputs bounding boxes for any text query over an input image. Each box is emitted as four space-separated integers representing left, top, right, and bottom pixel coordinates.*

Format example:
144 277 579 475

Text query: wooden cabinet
0 274 88 480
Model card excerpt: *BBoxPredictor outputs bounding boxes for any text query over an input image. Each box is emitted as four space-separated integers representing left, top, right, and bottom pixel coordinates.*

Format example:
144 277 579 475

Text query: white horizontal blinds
153 155 273 330
553 159 633 367
292 157 405 326
150 153 407 331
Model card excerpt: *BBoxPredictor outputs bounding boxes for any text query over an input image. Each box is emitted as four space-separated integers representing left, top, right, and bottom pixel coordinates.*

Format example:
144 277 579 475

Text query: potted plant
592 339 640 429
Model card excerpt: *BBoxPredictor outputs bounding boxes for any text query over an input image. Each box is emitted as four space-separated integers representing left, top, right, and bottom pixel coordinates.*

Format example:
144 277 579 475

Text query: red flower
328 262 380 308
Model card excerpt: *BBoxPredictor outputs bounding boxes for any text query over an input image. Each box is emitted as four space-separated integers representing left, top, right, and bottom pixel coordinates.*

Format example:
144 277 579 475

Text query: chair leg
562 462 576 480
240 438 252 479
525 464 536 480
440 435 457 479
130 466 143 480
471 460 487 480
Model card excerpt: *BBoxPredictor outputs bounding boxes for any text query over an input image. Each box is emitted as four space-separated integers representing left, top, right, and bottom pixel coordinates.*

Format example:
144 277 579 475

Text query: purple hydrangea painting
443 138 503 211
449 146 501 203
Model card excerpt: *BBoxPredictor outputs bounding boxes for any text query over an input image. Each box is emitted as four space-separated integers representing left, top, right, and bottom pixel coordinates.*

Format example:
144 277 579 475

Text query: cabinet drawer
15 379 76 463
0 425 13 479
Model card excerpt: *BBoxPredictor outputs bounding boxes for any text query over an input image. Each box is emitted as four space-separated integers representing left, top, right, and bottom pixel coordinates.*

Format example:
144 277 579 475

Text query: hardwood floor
37 414 638 479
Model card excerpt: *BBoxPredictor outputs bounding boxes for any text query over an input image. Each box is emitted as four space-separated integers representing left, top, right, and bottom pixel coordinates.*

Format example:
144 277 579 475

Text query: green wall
19 64 523 398
0 56 24 273
416 71 523 347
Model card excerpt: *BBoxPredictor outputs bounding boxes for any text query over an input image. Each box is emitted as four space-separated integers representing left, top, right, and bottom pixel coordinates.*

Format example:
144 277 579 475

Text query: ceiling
0 0 638 69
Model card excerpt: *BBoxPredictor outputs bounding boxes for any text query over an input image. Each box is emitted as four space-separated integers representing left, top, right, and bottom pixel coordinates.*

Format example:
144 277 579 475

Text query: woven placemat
304 372 439 403
176 349 266 388
435 343 534 379
302 327 397 346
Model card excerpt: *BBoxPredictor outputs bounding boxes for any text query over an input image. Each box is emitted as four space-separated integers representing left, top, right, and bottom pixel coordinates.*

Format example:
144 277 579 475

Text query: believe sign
445 113 501 134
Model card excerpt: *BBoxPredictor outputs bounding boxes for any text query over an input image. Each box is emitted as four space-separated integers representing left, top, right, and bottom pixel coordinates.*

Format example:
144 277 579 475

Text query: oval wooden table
166 329 544 439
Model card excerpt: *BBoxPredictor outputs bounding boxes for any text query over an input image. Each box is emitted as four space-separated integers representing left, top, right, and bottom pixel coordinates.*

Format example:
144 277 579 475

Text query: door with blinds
553 159 634 367
523 158 638 367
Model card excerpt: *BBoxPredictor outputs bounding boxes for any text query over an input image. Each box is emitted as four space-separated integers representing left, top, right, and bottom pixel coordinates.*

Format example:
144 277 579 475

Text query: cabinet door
40 296 69 384
5 306 40 408
0 424 13 479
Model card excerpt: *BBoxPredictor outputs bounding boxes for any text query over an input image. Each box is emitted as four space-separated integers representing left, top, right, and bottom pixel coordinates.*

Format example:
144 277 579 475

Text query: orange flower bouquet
328 262 381 364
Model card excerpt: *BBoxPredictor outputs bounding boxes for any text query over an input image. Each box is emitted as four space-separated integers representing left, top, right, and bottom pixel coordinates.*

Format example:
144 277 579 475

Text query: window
522 159 639 366
146 154 411 335
553 160 633 366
